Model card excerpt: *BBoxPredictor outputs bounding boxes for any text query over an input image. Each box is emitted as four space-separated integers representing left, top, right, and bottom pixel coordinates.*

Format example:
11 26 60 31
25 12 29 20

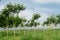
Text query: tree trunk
3 28 5 40
13 23 16 40
23 27 25 38
7 26 8 37
13 25 15 37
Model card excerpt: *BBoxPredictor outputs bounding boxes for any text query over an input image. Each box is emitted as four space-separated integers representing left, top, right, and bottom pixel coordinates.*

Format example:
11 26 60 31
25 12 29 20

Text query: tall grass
0 29 60 40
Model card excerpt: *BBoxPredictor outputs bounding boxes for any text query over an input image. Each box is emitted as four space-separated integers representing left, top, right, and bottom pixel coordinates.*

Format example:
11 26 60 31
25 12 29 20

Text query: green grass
0 29 60 40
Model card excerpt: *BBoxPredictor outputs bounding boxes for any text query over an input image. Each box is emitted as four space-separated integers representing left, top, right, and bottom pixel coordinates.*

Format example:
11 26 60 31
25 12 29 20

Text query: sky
0 0 60 23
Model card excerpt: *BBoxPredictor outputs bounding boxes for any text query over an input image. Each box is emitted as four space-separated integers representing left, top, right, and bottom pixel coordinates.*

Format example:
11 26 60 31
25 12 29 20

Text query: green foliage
43 21 49 26
1 8 10 17
6 3 25 13
47 16 57 24
32 13 41 20
0 3 26 28
56 14 60 24
43 16 58 26
25 13 40 27
0 14 6 27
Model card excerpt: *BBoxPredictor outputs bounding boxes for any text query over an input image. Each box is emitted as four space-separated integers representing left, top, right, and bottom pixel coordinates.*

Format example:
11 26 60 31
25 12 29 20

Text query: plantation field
0 29 60 40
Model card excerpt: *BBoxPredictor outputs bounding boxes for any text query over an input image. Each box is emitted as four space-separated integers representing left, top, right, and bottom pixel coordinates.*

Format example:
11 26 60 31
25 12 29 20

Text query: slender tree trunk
6 17 9 37
13 24 16 40
24 29 25 38
13 24 15 37
12 22 16 40
19 26 21 36
7 26 8 37
3 28 5 40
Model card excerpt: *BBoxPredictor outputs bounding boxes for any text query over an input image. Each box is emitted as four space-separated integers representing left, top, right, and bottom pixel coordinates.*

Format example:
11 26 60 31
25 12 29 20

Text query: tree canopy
0 3 26 28
25 13 41 27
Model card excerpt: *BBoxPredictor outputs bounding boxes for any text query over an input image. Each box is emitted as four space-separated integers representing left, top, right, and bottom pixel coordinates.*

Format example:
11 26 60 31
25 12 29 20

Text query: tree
6 3 25 37
25 13 41 34
43 16 58 28
0 3 26 37
25 13 41 27
6 3 25 27
32 13 41 20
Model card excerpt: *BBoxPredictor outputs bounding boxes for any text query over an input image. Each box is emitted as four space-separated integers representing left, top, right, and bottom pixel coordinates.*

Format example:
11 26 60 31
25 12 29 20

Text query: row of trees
0 3 41 37
43 15 60 27
0 3 40 28
0 3 60 28
0 3 60 38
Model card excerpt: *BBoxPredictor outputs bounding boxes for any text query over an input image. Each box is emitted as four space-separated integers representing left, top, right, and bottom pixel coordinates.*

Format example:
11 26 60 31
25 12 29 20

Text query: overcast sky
0 0 60 23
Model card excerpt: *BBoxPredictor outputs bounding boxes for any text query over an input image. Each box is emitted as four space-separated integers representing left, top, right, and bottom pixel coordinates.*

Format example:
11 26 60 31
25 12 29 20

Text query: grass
0 29 60 40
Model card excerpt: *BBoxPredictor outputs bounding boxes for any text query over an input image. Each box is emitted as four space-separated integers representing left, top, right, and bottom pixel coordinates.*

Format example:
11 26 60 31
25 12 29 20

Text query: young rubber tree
43 16 58 29
0 3 25 37
0 8 10 37
25 13 41 27
28 13 41 34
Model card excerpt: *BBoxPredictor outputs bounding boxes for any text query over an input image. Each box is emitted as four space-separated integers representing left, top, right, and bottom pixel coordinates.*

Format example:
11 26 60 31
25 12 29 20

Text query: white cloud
0 6 4 11
38 13 49 24
35 7 55 12
31 0 60 4
19 9 33 20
